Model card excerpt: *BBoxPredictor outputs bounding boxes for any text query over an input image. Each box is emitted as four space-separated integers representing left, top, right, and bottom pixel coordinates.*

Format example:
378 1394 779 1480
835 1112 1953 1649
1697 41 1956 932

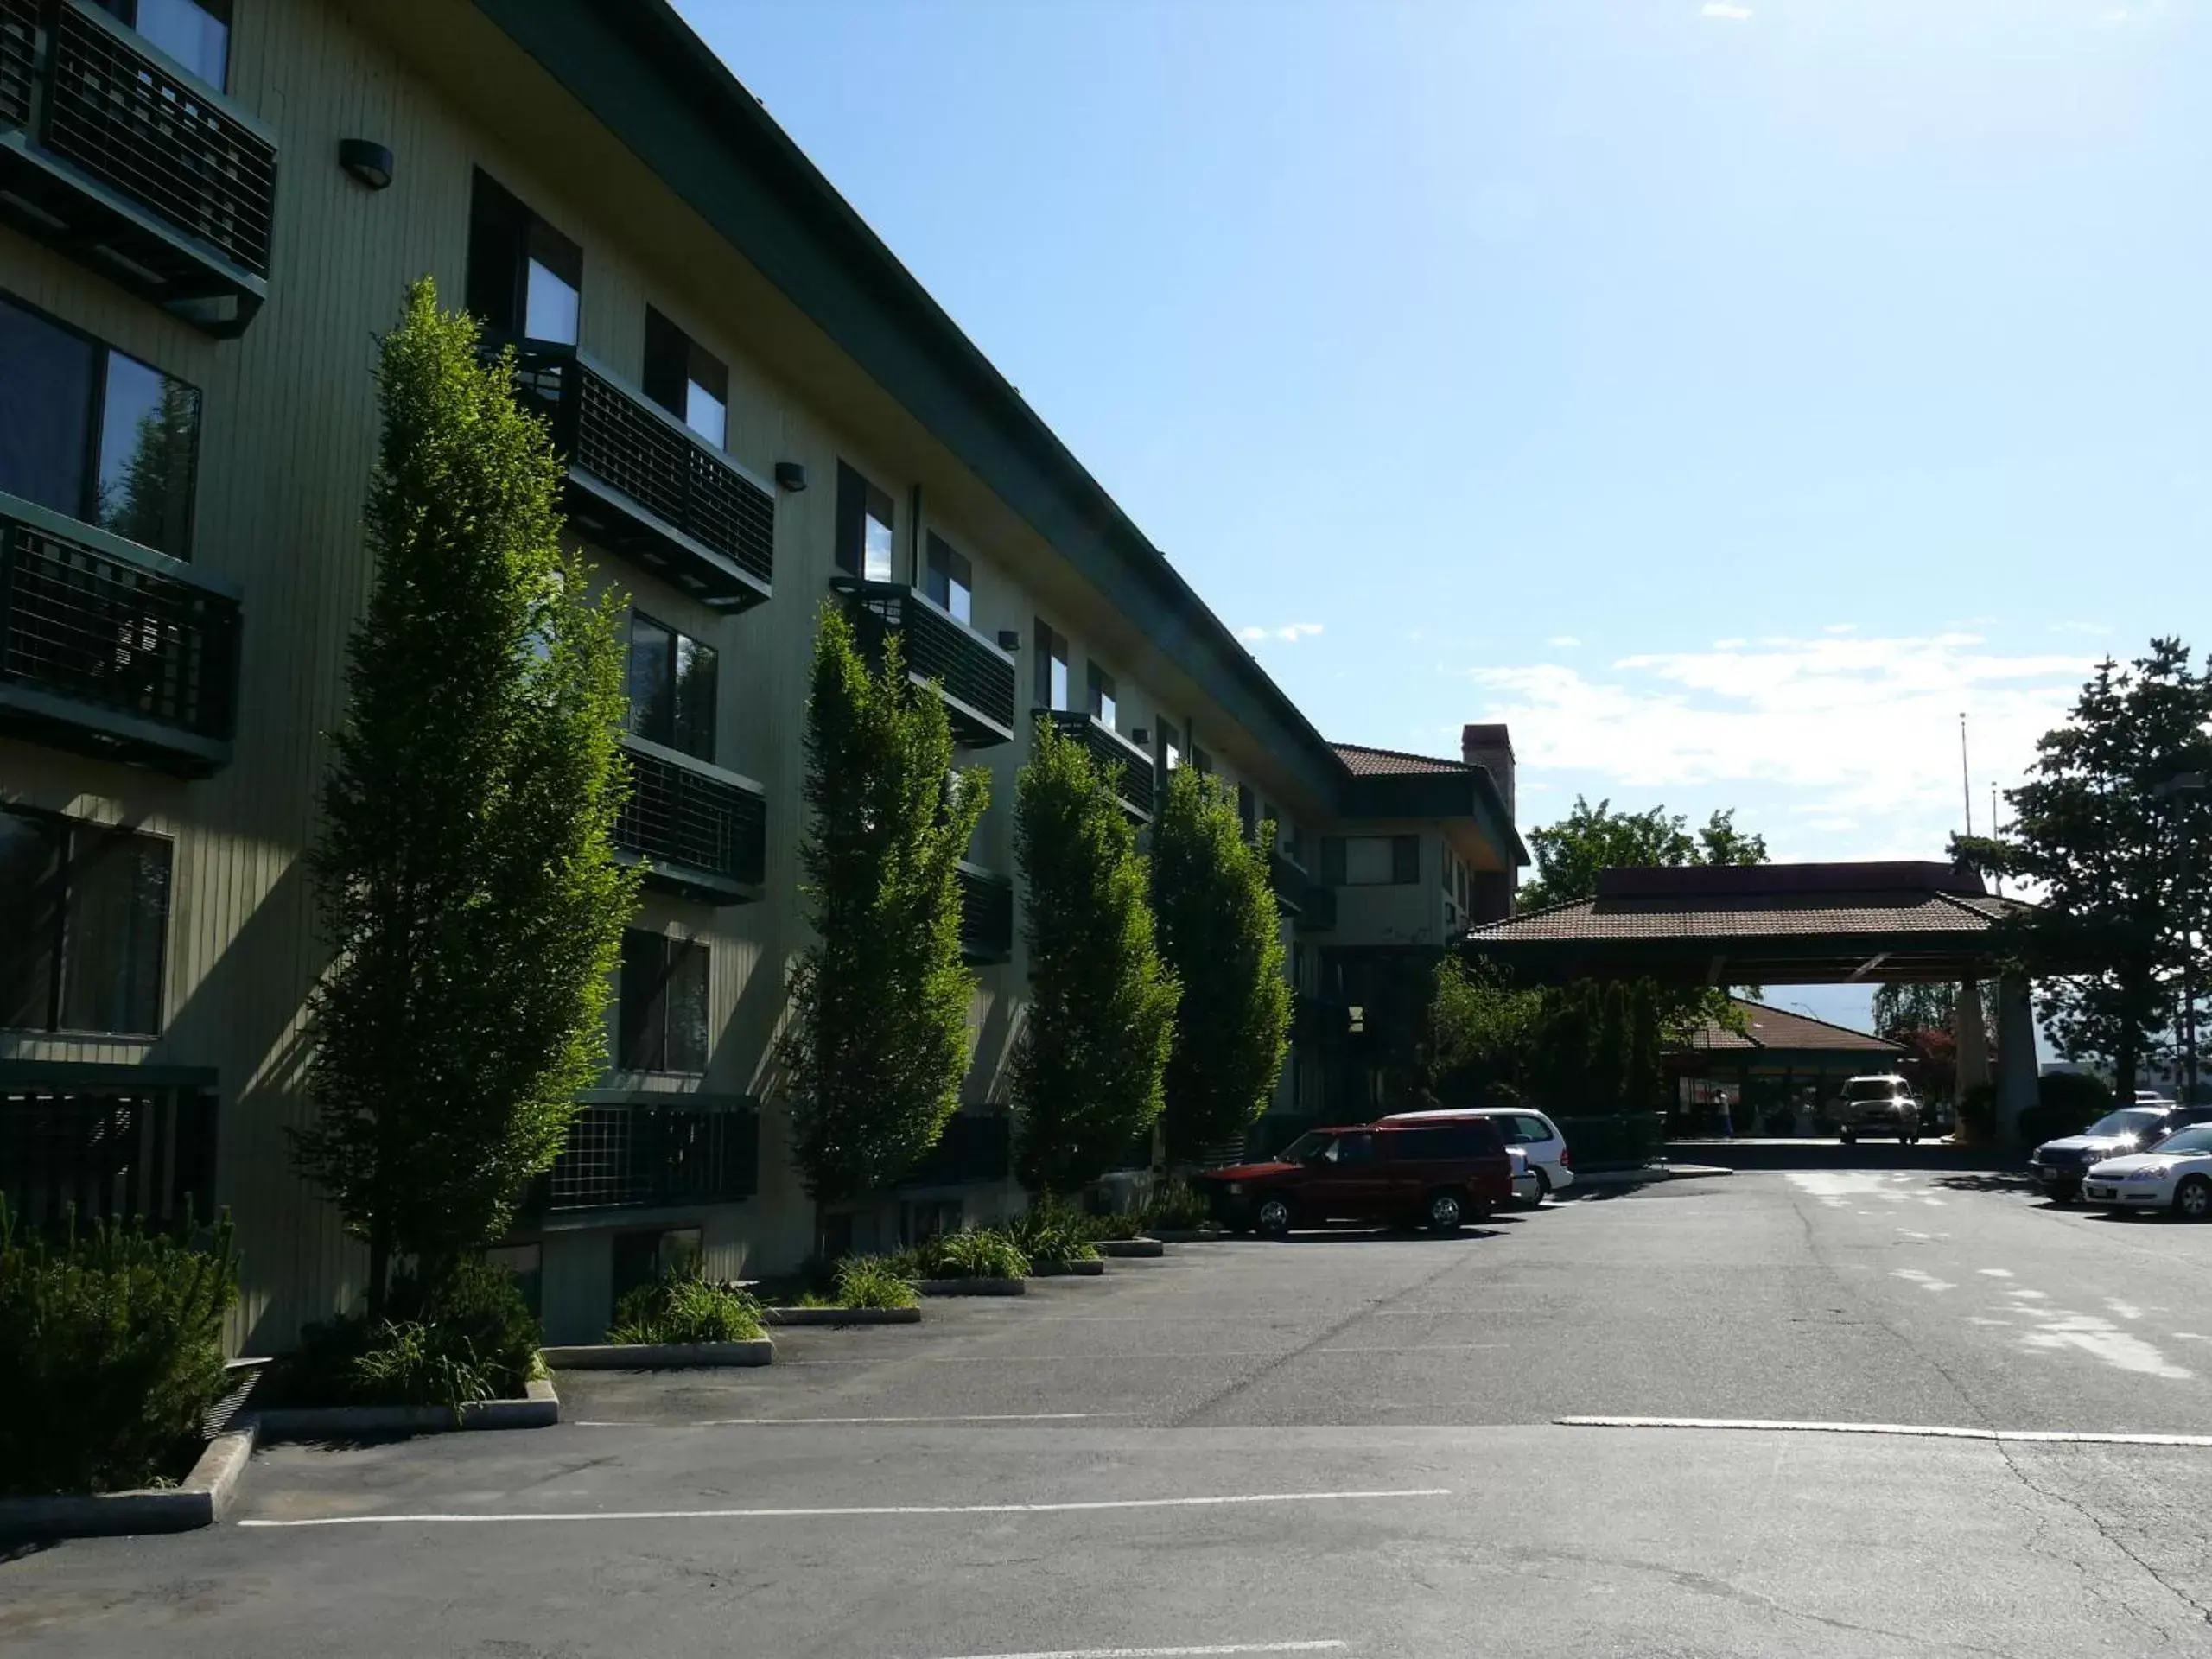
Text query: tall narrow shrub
781 605 988 1203
1150 766 1291 1161
296 279 638 1310
1012 719 1180 1193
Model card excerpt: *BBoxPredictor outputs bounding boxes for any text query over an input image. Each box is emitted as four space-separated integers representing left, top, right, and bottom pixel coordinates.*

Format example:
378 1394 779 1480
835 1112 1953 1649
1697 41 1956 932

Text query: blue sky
678 0 2211 1027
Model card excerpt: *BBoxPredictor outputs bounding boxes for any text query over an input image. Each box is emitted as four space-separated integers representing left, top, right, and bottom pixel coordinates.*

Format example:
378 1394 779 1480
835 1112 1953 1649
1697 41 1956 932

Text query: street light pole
2155 772 2207 1103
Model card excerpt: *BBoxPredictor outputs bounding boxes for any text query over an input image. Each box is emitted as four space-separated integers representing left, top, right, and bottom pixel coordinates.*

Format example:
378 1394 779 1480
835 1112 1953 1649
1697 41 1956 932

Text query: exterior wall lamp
339 138 394 191
774 461 807 493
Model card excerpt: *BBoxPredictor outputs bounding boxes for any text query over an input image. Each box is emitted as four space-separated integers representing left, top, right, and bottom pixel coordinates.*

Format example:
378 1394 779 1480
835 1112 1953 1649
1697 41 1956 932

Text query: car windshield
2152 1127 2212 1156
1277 1131 1333 1164
1844 1079 1900 1101
2086 1109 2165 1140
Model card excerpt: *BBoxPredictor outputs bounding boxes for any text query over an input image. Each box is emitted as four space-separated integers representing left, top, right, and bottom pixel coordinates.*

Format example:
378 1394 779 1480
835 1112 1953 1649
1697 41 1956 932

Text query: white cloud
1548 634 1582 648
1458 632 2096 861
1237 622 1325 645
1701 2 1752 18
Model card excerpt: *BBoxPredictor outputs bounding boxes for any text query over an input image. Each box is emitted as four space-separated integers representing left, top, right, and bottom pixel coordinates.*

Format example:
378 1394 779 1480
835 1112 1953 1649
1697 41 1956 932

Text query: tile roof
1331 742 1473 778
1468 888 2021 944
1688 998 1906 1054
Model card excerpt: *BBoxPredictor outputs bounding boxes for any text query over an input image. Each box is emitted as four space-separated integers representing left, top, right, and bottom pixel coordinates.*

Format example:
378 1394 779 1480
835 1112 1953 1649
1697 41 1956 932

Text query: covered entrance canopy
1459 861 2024 987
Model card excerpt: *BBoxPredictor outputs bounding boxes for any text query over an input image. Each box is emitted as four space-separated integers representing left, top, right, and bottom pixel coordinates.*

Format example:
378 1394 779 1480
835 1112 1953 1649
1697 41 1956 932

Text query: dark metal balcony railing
0 0 277 334
545 1098 760 1214
1 1083 218 1230
506 345 775 613
0 489 241 776
1268 847 1307 919
835 578 1016 747
899 1110 1012 1189
614 734 767 906
957 861 1014 964
1039 709 1156 822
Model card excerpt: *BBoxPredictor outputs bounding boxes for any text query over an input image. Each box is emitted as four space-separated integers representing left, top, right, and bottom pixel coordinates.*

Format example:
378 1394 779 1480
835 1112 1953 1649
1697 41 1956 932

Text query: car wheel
2175 1177 2212 1221
1526 1169 1552 1209
1255 1196 1294 1238
1840 1127 1857 1146
1426 1190 1465 1232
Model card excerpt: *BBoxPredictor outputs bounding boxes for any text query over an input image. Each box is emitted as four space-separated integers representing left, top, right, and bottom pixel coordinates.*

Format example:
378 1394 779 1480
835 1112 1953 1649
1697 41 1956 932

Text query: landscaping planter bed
1094 1237 1166 1258
761 1306 920 1326
915 1277 1027 1296
541 1340 773 1369
1027 1258 1107 1277
0 1423 257 1541
252 1376 560 1439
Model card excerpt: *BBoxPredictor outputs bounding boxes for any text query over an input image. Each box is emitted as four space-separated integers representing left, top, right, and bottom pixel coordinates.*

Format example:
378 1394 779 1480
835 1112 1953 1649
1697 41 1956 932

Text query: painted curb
542 1339 774 1369
1095 1237 1166 1258
915 1277 1027 1296
760 1306 921 1326
253 1376 560 1440
1028 1258 1107 1277
1146 1229 1226 1243
0 1420 258 1540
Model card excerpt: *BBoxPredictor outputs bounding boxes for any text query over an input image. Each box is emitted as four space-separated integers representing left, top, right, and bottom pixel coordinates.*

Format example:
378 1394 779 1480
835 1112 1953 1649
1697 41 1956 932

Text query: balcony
899 1109 1011 1189
0 489 240 776
506 345 775 613
1039 709 1155 823
835 577 1016 747
0 0 276 335
1268 847 1307 919
543 1096 760 1215
0 1068 219 1229
957 861 1014 965
613 733 766 906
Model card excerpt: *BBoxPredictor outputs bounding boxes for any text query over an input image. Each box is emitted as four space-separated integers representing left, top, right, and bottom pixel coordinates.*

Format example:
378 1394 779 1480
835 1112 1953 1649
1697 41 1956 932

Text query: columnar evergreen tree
1012 719 1180 1194
297 280 638 1311
1149 766 1291 1162
781 606 988 1204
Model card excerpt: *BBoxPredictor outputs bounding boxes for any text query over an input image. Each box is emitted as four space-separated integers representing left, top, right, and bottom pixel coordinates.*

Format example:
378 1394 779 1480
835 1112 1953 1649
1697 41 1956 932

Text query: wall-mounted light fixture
338 138 393 191
774 461 808 493
1131 728 1151 747
996 630 1021 652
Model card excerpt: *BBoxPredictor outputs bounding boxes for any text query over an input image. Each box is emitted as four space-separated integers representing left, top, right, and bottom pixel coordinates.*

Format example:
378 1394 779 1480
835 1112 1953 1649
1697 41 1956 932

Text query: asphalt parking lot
10 1163 2212 1657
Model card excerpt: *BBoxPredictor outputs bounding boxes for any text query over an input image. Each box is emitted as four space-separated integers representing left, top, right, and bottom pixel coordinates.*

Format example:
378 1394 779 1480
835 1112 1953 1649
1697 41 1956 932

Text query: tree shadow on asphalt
1276 1224 1512 1244
1929 1171 2041 1197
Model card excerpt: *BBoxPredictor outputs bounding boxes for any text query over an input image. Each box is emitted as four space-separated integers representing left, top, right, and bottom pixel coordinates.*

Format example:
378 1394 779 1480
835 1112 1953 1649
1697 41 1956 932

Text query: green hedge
1553 1112 1667 1172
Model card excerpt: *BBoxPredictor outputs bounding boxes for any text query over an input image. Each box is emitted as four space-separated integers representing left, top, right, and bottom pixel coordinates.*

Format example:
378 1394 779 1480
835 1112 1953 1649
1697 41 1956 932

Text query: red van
1194 1114 1514 1236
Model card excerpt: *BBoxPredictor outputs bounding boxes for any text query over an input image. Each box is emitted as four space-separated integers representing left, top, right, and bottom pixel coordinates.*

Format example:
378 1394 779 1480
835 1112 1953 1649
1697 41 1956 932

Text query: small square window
924 534 973 625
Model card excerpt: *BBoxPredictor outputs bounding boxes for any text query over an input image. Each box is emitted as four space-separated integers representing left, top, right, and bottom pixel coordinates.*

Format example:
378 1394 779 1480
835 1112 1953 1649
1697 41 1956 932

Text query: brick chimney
1461 722 1515 823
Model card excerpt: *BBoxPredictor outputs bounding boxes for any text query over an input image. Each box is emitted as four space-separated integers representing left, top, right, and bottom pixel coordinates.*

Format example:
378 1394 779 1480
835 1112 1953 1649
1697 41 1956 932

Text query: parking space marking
571 1413 1134 1427
1560 1416 2212 1447
238 1487 1453 1529
931 1644 1348 1658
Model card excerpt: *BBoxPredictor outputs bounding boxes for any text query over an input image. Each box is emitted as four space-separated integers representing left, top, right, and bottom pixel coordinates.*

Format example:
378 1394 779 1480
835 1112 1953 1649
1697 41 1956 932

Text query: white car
1508 1147 1541 1207
1385 1107 1574 1205
2082 1125 2212 1219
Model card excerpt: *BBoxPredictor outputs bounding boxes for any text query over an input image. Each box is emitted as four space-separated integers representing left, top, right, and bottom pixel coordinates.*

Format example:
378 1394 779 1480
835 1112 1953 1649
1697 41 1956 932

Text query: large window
1088 664 1117 730
618 930 709 1074
99 0 230 88
1237 784 1257 839
467 171 582 346
643 308 728 449
1320 834 1420 887
1157 719 1182 775
836 461 896 582
626 611 717 762
0 294 200 558
923 533 973 625
0 809 171 1038
1035 621 1070 710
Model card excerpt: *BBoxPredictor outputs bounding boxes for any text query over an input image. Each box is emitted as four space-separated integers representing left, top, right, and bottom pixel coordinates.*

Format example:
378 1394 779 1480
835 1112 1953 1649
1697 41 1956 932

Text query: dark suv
1195 1115 1514 1236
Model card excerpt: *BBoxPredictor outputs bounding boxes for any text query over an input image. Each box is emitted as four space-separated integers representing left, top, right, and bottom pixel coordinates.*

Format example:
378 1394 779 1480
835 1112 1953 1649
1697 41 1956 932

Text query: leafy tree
1012 719 1180 1193
1516 798 1768 913
1954 639 2212 1100
296 280 637 1312
1871 982 1957 1040
781 606 988 1204
1150 767 1291 1161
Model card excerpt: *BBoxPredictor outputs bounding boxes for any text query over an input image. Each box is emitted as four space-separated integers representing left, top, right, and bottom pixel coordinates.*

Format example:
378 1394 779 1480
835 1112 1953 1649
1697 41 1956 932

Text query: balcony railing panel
508 346 774 612
546 1098 760 1213
1040 709 1155 822
836 578 1015 747
1 1083 218 1230
614 734 766 905
0 490 240 774
957 861 1014 964
1268 848 1307 918
0 1 276 333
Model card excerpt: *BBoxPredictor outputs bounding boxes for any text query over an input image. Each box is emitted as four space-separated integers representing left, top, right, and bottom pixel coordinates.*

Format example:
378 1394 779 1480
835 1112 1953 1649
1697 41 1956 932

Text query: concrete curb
915 1277 1027 1296
1095 1237 1166 1258
1028 1258 1107 1277
761 1306 921 1326
253 1376 560 1440
542 1339 773 1369
0 1419 258 1541
1147 1228 1225 1243
1574 1164 1737 1190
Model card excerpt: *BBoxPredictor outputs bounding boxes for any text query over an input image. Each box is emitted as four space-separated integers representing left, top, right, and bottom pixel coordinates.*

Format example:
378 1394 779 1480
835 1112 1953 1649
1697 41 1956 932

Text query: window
1035 621 1070 710
626 611 717 761
923 534 973 624
1088 664 1117 729
0 295 200 557
1192 744 1214 776
836 461 896 582
1280 821 1304 868
1321 835 1421 887
900 1198 964 1245
1237 785 1256 839
1 809 170 1038
466 171 582 346
617 930 709 1073
1157 719 1182 774
643 308 728 448
100 0 229 88
1389 1122 1500 1161
611 1226 701 1313
1333 1131 1378 1166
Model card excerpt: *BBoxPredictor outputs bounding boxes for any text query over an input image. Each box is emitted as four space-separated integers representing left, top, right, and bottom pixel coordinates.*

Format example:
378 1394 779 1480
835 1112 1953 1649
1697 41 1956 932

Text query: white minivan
1384 1107 1573 1205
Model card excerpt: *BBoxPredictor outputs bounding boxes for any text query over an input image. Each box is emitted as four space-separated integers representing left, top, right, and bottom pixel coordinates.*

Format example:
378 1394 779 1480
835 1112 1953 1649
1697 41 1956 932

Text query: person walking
1717 1094 1734 1141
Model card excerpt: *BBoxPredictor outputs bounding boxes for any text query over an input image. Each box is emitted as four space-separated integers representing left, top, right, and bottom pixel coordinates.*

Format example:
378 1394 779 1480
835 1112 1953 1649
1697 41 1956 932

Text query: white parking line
572 1413 1131 1427
1560 1416 2212 1447
238 1487 1452 1529
933 1645 1347 1658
